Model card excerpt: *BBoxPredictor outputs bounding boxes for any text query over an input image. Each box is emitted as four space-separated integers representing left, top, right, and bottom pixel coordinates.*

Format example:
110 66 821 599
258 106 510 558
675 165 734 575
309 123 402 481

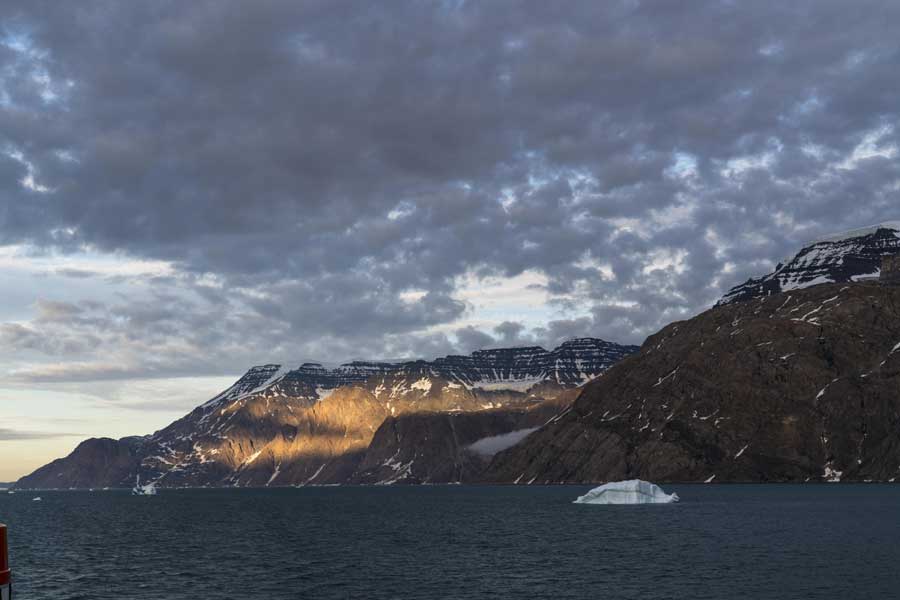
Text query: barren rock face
486 282 900 484
350 402 562 485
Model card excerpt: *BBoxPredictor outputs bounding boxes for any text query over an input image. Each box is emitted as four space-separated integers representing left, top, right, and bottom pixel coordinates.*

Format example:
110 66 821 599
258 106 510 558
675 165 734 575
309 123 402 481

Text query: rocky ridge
719 223 900 305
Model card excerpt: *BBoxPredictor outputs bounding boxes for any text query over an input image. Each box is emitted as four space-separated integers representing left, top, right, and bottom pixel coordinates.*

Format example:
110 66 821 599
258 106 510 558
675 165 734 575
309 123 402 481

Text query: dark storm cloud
1 0 900 377
455 326 496 353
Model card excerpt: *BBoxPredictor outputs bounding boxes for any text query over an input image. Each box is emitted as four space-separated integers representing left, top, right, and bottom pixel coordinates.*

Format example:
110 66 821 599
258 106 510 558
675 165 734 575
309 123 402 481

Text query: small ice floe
573 479 679 505
131 475 158 496
32 496 42 502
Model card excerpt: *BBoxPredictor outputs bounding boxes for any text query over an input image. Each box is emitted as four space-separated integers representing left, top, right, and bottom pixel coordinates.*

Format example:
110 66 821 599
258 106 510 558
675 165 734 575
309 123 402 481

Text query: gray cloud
0 428 83 440
455 326 496 353
1 1 899 381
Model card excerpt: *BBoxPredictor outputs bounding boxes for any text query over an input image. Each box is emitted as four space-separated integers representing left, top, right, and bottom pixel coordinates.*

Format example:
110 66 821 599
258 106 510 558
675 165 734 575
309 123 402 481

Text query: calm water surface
1 485 899 599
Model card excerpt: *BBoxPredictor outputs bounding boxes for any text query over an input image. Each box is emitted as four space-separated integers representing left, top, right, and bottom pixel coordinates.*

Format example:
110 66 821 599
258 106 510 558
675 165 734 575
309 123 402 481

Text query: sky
1 1 899 480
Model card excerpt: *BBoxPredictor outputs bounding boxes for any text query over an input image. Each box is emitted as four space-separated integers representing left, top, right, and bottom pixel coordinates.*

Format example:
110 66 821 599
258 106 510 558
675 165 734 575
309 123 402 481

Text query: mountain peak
810 221 900 244
201 363 287 408
719 222 900 305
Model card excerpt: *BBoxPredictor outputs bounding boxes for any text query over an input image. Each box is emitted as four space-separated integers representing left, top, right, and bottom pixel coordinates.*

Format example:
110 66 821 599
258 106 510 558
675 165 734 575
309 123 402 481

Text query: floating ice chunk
573 480 679 505
32 496 42 501
131 475 158 496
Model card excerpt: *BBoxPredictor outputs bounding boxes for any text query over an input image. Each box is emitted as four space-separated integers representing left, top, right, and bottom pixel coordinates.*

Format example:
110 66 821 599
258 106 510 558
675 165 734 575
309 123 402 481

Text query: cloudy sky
1 0 899 479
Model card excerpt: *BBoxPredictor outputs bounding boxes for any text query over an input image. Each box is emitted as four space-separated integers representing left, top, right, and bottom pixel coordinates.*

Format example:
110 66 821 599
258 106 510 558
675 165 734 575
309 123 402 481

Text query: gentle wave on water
3 485 900 599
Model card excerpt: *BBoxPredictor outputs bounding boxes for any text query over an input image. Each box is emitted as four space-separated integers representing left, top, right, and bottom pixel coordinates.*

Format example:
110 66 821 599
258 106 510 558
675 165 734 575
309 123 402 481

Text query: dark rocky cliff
18 437 144 489
350 398 570 485
487 282 900 483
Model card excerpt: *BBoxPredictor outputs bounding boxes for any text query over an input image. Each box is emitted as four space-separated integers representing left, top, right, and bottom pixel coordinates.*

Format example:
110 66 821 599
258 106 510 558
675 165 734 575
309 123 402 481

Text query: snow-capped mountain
718 222 900 305
201 361 402 407
16 338 638 489
202 338 638 408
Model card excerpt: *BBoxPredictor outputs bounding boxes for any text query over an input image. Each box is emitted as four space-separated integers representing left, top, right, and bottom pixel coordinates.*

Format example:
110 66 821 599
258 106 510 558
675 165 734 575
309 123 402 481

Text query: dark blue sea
2 485 899 599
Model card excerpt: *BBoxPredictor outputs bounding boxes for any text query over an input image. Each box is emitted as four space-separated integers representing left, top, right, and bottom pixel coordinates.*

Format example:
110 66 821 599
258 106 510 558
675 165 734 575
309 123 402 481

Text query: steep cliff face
425 338 637 388
17 338 633 488
16 437 144 489
719 223 900 305
350 401 566 485
487 282 900 484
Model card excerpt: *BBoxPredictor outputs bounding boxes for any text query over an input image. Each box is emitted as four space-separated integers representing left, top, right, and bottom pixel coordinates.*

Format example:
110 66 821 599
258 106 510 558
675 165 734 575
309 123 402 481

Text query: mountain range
16 338 637 488
17 222 900 487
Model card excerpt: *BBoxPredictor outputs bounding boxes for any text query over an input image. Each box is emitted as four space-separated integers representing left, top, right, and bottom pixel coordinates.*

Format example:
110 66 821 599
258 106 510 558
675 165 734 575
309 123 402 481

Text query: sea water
2 484 899 599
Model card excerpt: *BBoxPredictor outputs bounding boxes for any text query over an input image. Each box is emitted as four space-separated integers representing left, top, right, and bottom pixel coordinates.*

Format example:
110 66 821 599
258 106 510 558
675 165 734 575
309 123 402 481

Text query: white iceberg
131 475 158 496
573 479 679 505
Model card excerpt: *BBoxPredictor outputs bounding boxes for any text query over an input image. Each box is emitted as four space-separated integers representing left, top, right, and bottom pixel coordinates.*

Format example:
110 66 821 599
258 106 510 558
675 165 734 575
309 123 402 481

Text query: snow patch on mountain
410 378 433 393
467 427 540 456
472 378 544 392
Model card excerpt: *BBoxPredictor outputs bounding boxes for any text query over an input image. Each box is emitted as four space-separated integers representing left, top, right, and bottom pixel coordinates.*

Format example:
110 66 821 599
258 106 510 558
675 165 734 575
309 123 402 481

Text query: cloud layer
2 1 900 382
0 427 82 441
